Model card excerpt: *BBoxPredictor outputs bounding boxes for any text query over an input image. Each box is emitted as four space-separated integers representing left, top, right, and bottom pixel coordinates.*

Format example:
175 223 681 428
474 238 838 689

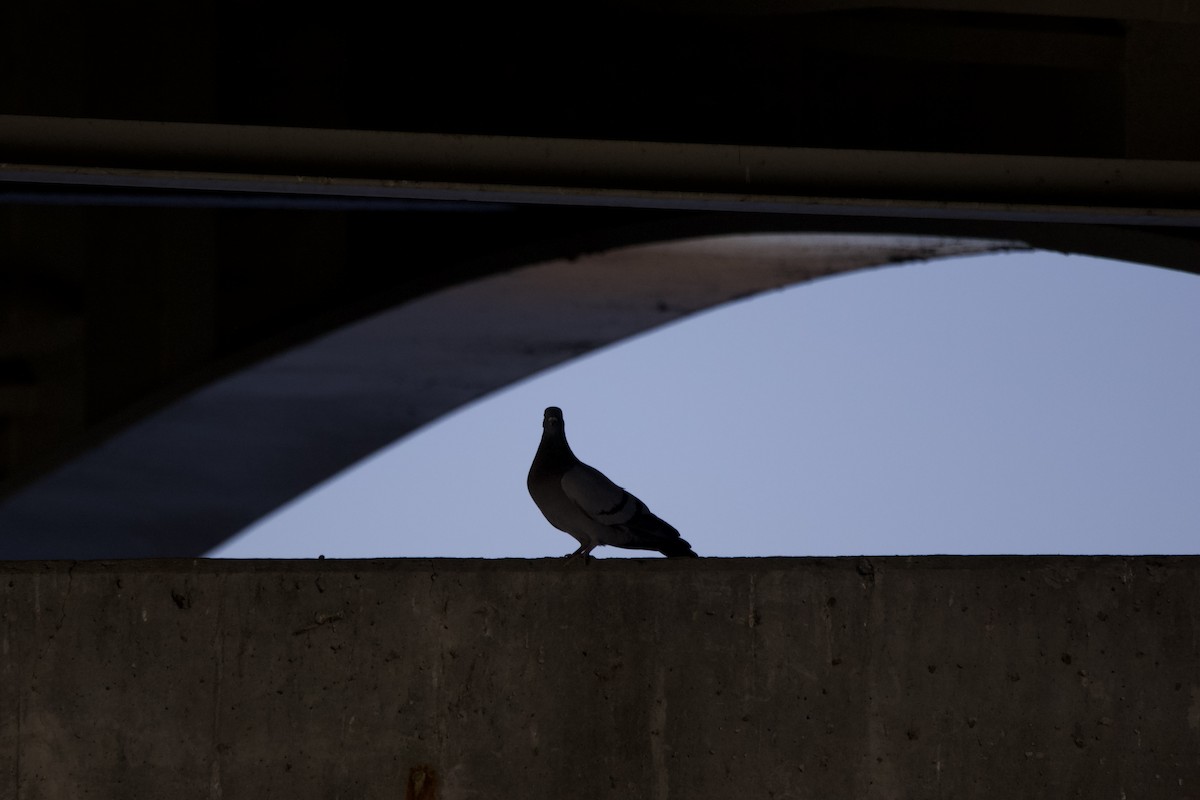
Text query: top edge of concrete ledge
1 554 1198 575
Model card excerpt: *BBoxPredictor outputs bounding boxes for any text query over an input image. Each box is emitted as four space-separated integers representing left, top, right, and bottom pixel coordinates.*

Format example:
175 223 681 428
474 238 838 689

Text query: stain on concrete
406 765 436 800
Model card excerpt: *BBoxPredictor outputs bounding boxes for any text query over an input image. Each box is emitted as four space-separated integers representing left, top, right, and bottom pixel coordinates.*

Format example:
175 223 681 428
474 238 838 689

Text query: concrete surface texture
2 557 1199 799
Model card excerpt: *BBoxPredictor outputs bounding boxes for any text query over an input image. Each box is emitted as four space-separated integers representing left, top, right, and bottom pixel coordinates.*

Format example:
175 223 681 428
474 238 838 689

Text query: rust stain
406 765 437 800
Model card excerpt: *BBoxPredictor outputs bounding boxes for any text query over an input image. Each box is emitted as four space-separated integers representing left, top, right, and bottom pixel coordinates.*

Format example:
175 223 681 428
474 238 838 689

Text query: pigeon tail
619 509 698 558
656 539 700 558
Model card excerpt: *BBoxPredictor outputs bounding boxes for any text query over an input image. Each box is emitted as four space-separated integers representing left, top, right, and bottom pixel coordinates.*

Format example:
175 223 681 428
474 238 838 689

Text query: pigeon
527 406 698 559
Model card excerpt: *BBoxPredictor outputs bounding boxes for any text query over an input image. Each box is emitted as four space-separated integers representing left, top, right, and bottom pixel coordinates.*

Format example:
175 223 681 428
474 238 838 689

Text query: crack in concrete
8 583 19 799
650 666 668 800
33 561 77 679
209 574 224 800
13 693 19 799
52 562 76 638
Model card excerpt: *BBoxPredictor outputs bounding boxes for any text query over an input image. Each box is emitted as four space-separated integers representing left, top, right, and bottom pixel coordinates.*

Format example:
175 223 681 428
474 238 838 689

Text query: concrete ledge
3 557 1199 798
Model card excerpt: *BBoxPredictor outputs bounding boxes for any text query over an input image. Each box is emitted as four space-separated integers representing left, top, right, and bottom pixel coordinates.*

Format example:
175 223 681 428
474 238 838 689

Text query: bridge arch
5 221 1197 559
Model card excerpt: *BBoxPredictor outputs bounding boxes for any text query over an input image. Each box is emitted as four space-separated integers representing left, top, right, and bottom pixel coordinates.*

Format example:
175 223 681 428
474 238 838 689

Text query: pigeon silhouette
527 406 698 559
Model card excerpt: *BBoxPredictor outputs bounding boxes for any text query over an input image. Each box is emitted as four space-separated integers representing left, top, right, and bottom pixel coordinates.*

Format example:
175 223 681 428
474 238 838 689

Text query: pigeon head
542 406 565 433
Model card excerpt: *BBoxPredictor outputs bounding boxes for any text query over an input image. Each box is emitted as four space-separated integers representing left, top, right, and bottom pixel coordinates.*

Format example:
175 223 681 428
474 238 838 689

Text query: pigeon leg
563 544 595 562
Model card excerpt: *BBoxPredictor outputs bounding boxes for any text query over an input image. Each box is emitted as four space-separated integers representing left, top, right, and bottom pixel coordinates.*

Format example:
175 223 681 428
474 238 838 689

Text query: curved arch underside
0 234 1017 558
7 1 1200 557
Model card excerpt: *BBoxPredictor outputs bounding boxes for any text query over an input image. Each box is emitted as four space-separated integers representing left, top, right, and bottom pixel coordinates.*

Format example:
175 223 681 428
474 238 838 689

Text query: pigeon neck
538 429 576 469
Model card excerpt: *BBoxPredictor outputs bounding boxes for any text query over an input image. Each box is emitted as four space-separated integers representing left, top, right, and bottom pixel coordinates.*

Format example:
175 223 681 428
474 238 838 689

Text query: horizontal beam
4 115 1200 226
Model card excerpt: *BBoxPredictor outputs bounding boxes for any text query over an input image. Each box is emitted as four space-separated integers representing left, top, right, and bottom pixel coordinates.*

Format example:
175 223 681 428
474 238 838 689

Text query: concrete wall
2 557 1198 799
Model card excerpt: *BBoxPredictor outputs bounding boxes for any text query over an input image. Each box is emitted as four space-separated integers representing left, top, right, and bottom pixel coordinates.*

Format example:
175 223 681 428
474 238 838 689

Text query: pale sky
209 249 1200 559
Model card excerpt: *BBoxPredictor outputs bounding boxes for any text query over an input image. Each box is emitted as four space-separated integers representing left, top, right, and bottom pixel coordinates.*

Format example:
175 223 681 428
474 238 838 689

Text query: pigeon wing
560 463 640 530
560 462 697 556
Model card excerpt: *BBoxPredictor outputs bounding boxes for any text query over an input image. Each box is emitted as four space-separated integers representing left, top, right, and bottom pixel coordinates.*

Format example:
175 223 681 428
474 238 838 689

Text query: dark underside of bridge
3 1 1200 558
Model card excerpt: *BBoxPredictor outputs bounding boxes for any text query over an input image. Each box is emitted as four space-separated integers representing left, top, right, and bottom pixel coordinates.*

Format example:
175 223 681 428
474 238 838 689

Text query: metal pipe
3 115 1200 225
